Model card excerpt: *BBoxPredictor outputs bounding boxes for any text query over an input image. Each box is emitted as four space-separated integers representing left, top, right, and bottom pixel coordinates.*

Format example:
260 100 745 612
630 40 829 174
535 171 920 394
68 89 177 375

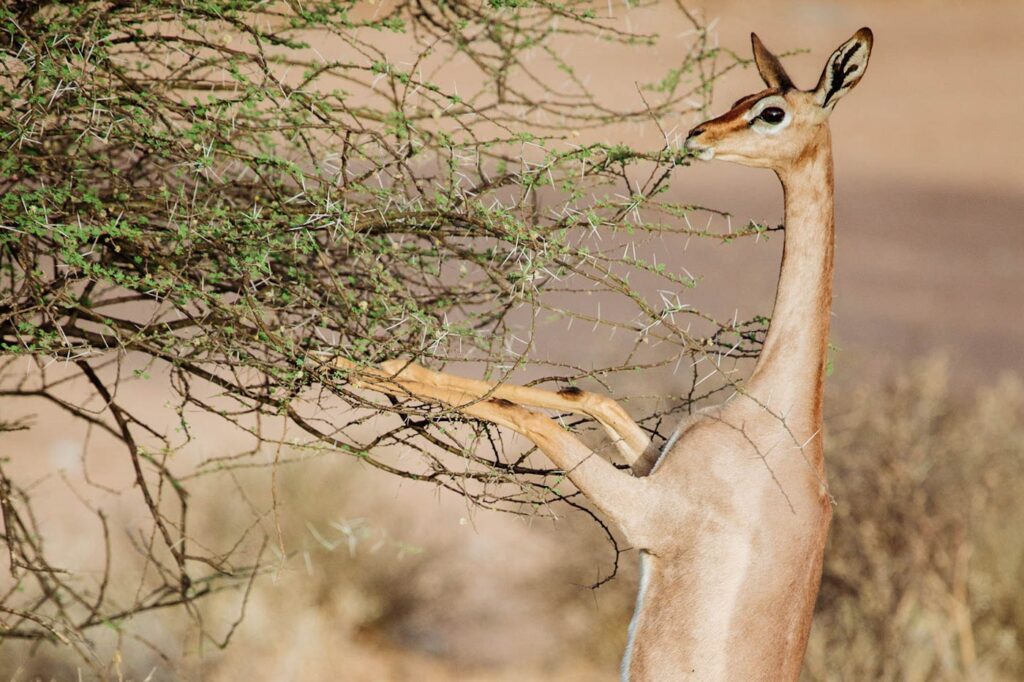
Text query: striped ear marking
813 27 873 110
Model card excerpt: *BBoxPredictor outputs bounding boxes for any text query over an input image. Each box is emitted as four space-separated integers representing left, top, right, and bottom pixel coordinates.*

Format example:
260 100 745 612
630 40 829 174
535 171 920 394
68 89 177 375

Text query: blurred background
3 0 1022 680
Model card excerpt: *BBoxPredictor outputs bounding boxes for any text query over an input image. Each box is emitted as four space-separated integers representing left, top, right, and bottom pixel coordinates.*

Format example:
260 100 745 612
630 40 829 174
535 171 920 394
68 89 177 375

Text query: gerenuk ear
751 33 794 90
813 27 873 112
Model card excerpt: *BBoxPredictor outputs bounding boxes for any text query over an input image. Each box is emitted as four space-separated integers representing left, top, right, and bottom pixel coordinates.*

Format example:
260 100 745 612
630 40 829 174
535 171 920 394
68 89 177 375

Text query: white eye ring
745 96 792 135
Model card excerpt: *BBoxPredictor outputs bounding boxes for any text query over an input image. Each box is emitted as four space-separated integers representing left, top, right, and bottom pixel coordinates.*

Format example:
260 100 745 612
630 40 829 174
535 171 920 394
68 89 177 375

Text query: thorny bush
0 0 777 667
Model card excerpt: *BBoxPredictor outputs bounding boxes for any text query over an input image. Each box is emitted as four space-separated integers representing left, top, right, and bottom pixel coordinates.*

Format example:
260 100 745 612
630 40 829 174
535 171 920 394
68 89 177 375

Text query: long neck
622 134 838 681
746 128 835 427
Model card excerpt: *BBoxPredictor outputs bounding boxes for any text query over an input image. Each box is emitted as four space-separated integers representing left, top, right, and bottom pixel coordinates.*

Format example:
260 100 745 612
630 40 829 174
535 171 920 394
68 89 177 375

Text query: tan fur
324 28 873 682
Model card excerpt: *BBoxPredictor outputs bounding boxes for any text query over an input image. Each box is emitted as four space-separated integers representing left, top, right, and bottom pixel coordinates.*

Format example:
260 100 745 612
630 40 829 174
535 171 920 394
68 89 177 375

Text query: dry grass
3 358 1022 680
806 358 1024 681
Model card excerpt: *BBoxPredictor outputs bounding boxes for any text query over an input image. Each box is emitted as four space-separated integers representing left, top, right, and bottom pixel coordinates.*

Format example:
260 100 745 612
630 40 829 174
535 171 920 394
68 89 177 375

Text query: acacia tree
0 0 774 669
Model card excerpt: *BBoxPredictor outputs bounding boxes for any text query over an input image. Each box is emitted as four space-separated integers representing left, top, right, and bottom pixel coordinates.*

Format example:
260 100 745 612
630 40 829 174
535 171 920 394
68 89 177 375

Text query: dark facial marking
558 386 584 399
710 88 781 127
693 89 783 137
731 91 768 109
490 398 515 408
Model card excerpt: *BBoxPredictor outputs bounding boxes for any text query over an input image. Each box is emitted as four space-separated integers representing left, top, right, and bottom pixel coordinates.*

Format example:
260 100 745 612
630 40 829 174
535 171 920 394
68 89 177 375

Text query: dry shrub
0 2 747 653
806 358 1024 681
